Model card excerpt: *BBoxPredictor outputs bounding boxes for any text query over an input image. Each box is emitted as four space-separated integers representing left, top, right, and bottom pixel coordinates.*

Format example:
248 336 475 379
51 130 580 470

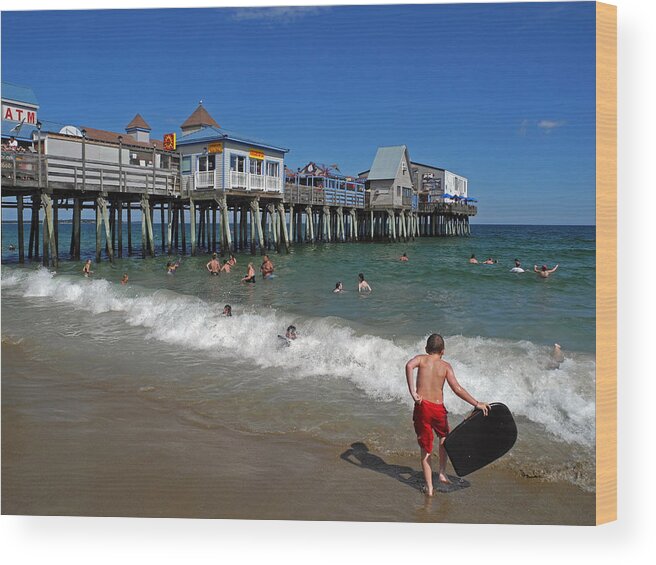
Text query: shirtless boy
405 334 490 496
206 253 221 275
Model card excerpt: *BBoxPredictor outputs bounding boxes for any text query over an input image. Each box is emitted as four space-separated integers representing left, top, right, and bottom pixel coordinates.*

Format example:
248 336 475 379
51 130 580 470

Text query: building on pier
285 162 366 207
177 103 288 195
411 162 469 205
358 145 416 210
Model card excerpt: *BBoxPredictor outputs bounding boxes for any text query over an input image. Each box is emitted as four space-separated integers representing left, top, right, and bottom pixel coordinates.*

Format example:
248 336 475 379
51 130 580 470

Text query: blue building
177 103 288 195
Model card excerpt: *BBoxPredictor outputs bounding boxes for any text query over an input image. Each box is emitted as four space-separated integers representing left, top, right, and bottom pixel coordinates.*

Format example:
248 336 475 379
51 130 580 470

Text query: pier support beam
140 195 155 257
97 196 114 264
250 199 265 254
17 195 25 263
277 203 290 253
219 198 234 254
305 206 314 243
189 198 197 255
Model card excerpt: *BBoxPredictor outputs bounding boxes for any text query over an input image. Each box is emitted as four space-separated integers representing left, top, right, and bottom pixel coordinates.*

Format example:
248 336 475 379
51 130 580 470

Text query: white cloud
537 119 566 133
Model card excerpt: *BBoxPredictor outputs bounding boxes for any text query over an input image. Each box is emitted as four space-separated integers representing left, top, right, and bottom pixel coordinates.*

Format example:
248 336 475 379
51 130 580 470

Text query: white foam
2 267 596 447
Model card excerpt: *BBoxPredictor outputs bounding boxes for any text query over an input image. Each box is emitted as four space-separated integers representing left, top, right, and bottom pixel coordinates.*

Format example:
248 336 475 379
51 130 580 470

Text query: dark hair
426 333 445 354
471 254 476 259
212 253 217 258
358 273 364 281
287 325 296 332
542 265 547 271
335 281 341 288
224 304 231 310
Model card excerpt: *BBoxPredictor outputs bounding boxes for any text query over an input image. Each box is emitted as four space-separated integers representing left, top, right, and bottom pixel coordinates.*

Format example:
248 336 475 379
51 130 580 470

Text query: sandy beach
2 340 593 524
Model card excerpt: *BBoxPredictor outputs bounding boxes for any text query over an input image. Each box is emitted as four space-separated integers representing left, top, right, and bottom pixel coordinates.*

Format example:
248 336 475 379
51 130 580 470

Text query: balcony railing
192 170 282 192
283 183 365 208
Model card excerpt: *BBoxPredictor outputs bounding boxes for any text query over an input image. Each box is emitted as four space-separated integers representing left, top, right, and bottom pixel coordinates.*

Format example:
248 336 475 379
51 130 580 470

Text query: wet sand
2 343 594 524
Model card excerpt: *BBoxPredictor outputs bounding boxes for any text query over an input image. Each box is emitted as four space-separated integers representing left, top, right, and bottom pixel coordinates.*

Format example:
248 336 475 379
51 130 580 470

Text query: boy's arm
445 364 490 415
405 356 422 403
549 264 559 273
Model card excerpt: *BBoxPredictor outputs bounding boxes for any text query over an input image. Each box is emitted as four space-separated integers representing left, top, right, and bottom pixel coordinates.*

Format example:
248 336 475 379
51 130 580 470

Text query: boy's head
542 264 547 271
212 253 217 259
425 333 445 355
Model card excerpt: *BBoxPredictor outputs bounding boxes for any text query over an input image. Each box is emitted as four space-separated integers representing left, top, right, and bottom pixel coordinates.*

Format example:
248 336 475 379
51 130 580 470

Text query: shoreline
2 343 594 524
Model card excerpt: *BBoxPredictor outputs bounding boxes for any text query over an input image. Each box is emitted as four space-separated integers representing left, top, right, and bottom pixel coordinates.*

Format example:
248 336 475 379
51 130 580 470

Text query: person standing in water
333 281 344 293
120 273 129 285
166 261 180 275
261 255 275 279
206 253 221 275
358 273 372 293
400 253 409 262
242 263 256 283
220 259 232 273
405 334 490 497
227 254 237 267
82 259 93 277
223 304 232 317
534 264 559 278
469 254 478 264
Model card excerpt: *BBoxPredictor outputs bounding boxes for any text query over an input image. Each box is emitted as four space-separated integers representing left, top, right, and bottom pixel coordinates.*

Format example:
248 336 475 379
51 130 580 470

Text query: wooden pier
1 150 476 266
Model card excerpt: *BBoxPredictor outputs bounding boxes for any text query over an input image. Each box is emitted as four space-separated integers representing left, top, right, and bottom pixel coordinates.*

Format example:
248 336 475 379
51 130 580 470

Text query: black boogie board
443 403 517 477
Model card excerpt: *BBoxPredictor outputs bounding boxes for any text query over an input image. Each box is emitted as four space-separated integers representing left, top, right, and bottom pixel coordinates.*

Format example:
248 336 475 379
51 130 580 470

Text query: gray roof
367 145 410 180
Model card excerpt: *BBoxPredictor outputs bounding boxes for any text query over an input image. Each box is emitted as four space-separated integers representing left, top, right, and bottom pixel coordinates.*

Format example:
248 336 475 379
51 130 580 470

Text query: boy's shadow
340 442 469 494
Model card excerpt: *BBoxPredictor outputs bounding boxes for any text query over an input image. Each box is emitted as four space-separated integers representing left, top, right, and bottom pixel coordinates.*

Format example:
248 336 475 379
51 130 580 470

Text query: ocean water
1 224 596 490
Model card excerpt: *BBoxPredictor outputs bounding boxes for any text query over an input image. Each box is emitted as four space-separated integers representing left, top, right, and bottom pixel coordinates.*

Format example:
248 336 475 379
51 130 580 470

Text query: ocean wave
2 267 596 447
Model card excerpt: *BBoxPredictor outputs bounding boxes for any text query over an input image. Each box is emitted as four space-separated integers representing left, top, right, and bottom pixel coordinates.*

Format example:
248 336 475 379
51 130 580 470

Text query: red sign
2 104 37 124
163 133 176 151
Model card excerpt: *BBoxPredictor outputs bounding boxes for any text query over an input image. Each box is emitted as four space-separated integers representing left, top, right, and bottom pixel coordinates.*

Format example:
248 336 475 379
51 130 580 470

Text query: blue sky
1 2 596 224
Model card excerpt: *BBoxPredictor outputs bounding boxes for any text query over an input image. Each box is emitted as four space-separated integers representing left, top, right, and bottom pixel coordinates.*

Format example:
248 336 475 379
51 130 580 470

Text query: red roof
181 104 219 129
126 113 151 130
80 126 164 150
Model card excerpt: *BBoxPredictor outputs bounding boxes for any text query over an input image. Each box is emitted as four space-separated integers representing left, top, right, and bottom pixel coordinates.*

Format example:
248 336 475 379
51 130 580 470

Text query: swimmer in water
469 254 478 264
358 273 372 293
534 264 559 278
227 254 237 267
333 281 344 293
206 253 221 275
82 259 93 277
120 273 129 285
220 259 232 273
242 263 256 283
285 325 298 340
223 304 232 317
261 255 275 279
8 243 16 251
166 260 180 275
400 252 409 262
483 258 497 265
547 343 565 370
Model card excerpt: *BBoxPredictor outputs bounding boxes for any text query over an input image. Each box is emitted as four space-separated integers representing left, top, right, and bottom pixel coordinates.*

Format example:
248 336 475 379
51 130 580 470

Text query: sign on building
163 133 176 151
2 104 37 124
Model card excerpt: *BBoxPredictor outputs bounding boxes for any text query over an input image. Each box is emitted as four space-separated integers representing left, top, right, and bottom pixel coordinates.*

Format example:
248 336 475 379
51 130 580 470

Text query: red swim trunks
413 400 450 453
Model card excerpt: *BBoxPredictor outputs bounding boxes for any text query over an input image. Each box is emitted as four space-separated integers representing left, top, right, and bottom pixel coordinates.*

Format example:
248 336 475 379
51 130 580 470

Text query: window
230 154 246 172
182 156 191 174
397 186 401 197
250 159 263 175
160 154 171 169
198 154 216 172
266 161 279 177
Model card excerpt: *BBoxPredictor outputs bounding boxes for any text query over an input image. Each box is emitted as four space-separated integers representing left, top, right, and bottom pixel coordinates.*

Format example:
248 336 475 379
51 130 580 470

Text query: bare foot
421 485 434 497
438 473 452 484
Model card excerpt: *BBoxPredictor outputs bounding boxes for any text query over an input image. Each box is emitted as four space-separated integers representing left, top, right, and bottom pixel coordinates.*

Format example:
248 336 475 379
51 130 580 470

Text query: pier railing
418 201 477 215
2 151 180 195
282 183 365 208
